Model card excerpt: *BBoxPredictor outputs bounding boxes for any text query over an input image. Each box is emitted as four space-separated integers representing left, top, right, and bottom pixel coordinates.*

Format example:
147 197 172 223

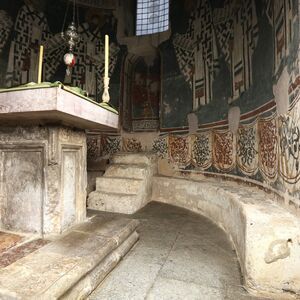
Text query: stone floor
89 202 269 300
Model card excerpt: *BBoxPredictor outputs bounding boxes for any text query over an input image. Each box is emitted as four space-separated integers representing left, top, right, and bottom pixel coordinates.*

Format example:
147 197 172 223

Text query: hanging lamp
61 0 80 75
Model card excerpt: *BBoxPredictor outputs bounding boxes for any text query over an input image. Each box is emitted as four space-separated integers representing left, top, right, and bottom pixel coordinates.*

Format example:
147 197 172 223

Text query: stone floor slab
89 202 268 300
146 277 223 300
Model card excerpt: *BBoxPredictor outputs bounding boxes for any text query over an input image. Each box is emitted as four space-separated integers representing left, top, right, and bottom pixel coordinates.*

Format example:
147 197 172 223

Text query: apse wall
0 0 123 107
89 0 300 212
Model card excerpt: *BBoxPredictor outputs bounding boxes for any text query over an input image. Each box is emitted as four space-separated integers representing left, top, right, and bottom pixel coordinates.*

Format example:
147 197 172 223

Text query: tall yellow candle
104 35 109 78
38 45 44 84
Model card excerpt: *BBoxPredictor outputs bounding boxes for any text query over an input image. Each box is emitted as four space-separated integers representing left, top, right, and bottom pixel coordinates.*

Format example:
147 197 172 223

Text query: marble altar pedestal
0 87 118 236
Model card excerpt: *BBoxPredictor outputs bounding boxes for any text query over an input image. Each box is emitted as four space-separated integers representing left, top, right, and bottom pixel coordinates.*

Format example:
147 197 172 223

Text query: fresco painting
162 0 299 129
130 56 160 131
236 122 259 176
0 0 122 103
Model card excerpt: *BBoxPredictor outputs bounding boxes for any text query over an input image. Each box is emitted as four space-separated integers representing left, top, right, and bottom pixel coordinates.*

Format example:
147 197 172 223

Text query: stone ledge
152 176 300 299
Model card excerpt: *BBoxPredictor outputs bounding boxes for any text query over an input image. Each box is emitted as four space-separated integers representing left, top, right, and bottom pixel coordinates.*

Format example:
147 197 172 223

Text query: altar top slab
0 86 119 130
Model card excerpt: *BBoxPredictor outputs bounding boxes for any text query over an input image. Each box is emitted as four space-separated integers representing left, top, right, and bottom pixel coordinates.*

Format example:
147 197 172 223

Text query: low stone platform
152 175 300 299
0 215 139 299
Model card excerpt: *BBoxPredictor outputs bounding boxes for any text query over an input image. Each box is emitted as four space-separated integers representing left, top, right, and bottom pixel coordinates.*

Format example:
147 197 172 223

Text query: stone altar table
0 86 118 236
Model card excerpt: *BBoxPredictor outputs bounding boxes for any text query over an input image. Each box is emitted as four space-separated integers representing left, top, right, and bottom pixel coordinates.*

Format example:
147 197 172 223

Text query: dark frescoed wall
161 0 299 129
1 0 300 208
89 0 300 211
0 0 123 106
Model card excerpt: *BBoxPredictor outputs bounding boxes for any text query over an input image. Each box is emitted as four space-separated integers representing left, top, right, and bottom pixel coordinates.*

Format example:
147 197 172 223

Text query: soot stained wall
0 0 123 106
161 0 299 129
88 0 300 211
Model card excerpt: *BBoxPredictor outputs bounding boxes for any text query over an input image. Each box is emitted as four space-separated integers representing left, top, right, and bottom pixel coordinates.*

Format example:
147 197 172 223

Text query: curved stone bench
152 175 300 299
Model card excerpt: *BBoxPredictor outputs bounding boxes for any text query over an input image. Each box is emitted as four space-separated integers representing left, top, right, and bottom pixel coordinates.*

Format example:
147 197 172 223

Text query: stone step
88 191 139 214
105 164 147 179
96 177 142 194
61 231 139 299
111 152 156 166
0 216 139 300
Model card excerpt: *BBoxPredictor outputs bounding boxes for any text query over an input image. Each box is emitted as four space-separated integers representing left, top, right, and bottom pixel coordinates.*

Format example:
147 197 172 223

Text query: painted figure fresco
272 0 295 75
45 8 120 100
173 0 259 108
173 0 219 110
206 0 259 103
131 56 160 131
122 53 160 132
227 0 258 102
0 0 121 103
0 10 13 55
5 1 49 86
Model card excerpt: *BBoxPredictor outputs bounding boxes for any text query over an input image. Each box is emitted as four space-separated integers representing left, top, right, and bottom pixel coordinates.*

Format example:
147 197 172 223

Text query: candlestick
38 45 44 84
102 76 110 103
104 35 109 78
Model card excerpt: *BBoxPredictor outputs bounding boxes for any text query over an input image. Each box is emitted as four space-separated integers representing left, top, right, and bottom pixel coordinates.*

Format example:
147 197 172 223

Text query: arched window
136 0 169 36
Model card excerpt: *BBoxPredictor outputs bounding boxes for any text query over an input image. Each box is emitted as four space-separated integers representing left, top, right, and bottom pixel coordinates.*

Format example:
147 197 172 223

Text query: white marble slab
0 87 119 130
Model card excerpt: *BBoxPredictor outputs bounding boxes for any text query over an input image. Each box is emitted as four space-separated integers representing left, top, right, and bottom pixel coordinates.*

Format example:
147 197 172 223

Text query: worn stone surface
0 87 119 130
88 152 158 214
60 231 139 300
0 232 23 253
96 177 143 194
2 150 44 233
0 125 87 235
0 216 139 299
151 176 300 298
89 202 271 300
87 171 104 195
0 239 48 269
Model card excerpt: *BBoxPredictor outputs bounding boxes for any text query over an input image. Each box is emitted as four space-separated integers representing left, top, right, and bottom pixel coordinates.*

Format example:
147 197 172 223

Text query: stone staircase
88 152 157 214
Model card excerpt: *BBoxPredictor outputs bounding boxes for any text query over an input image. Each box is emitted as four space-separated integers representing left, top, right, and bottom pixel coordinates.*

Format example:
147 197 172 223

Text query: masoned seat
152 175 300 298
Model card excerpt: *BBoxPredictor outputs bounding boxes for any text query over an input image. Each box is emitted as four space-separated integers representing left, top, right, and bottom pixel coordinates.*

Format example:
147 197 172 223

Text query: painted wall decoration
212 130 235 172
87 136 99 159
73 0 117 9
89 85 300 206
190 132 212 170
87 134 120 159
45 14 120 100
5 3 50 86
152 135 168 159
0 0 122 104
173 0 219 109
216 0 258 103
270 0 295 76
122 53 160 132
168 135 190 167
279 98 300 185
258 116 278 182
102 135 121 156
161 0 299 130
0 10 13 55
122 137 142 152
237 122 258 176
